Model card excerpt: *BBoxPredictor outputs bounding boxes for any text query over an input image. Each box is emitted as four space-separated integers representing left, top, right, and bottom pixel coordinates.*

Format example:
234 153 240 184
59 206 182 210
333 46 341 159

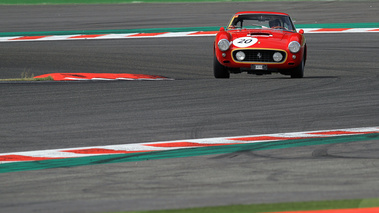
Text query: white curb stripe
1 127 378 164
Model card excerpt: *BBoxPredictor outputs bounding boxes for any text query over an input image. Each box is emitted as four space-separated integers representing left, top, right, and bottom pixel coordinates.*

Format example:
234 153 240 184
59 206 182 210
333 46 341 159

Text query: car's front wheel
213 55 230 79
290 55 305 78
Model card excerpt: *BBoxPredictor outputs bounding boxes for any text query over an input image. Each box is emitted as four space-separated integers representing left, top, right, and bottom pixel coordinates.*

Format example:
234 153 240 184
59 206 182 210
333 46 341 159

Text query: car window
228 14 295 32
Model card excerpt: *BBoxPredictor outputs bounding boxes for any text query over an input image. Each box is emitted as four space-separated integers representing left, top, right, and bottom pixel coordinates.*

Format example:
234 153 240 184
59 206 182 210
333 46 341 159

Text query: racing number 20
233 37 258 47
238 38 253 44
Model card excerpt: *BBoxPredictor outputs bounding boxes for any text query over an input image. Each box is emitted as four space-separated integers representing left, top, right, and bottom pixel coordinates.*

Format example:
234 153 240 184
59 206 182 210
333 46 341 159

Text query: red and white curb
0 31 219 42
1 127 378 164
34 73 173 81
0 28 378 42
303 28 379 33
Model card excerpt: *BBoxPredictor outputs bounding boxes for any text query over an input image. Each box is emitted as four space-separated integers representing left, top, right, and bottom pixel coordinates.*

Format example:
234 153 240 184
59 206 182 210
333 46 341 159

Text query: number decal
233 37 258 48
237 38 253 44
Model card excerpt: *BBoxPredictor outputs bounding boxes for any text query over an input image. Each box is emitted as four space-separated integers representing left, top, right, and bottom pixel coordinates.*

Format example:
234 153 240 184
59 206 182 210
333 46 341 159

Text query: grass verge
0 71 54 81
0 0 333 5
117 198 379 213
0 76 54 81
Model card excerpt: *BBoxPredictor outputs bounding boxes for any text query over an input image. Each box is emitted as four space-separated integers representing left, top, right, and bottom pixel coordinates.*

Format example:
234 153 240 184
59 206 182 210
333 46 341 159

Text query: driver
269 19 281 28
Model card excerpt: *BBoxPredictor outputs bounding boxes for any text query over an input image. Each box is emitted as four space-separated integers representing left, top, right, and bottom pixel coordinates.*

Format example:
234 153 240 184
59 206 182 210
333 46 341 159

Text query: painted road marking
1 127 378 164
33 73 173 81
0 28 378 42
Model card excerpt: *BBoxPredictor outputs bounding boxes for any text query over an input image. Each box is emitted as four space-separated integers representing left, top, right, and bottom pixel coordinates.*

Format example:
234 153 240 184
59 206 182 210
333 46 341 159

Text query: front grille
232 49 286 63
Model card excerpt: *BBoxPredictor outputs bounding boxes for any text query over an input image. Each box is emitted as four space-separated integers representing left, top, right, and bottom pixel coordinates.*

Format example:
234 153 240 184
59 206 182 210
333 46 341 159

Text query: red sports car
214 11 306 78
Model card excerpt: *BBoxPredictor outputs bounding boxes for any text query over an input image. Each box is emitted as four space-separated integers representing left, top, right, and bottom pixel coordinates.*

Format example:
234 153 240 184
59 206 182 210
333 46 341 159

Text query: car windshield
228 14 295 32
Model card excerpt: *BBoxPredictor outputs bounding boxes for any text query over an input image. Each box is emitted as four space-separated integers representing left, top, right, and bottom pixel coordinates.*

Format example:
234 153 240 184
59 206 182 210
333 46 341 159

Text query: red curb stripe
268 207 379 213
145 142 240 148
10 35 50 40
0 155 61 162
62 148 151 154
228 136 311 141
69 34 105 39
34 73 170 81
188 31 218 35
369 29 379 31
310 28 351 32
127 32 167 37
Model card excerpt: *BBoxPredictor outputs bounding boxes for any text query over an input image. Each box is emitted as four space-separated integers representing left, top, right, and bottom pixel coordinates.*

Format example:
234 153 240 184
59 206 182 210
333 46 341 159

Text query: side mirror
298 29 304 34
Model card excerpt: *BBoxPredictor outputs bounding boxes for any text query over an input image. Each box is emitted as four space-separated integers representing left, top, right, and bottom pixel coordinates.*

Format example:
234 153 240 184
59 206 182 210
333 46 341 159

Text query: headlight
288 41 301 53
235 51 245 61
218 39 230 51
273 52 283 62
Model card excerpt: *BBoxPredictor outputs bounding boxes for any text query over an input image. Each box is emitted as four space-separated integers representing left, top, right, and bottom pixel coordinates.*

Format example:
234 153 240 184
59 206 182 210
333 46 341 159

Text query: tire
213 55 230 79
290 55 305 78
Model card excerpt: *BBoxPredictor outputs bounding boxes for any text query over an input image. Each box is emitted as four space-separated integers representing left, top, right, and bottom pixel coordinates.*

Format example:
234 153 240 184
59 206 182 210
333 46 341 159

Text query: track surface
1 1 379 212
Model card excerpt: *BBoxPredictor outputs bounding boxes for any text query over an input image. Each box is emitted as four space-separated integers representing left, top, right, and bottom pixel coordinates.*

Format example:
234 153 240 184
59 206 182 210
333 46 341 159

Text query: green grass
0 71 54 81
0 76 54 81
115 198 379 213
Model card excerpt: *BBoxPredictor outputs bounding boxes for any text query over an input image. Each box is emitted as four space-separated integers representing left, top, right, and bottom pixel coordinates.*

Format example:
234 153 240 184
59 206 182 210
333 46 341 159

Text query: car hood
229 29 292 49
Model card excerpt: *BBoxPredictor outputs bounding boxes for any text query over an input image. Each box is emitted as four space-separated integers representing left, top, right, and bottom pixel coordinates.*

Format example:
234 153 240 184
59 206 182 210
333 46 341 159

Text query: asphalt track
0 1 379 212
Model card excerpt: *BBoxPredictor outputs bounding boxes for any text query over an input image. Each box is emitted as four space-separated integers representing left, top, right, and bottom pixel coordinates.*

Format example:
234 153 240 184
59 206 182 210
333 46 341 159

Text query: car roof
234 11 290 16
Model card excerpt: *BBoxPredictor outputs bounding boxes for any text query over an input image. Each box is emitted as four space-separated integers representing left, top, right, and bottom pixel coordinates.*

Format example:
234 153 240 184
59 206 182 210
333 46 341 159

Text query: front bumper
216 48 304 72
